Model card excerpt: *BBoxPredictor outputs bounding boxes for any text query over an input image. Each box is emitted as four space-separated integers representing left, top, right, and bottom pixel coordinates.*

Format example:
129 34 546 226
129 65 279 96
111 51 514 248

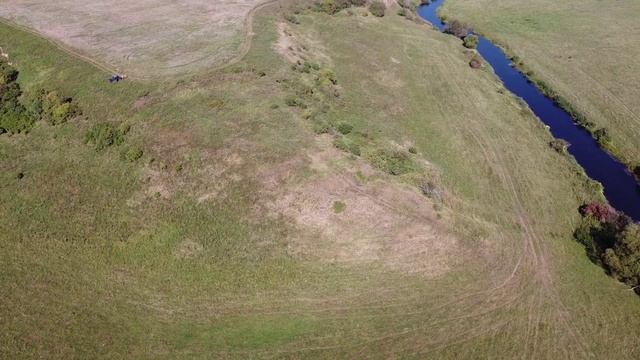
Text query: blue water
418 0 640 220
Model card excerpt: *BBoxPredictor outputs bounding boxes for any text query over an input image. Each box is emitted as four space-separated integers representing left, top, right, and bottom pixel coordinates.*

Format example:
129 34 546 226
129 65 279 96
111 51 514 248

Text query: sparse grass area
443 0 640 169
1 1 640 358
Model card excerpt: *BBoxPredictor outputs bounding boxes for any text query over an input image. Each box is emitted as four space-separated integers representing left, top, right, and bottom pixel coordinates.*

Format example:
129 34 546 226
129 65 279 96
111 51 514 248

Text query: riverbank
418 0 640 221
441 0 640 181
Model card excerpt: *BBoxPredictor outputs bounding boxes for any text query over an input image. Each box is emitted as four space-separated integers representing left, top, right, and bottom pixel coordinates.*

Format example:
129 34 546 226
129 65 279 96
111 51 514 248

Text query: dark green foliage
369 1 386 17
84 122 130 151
463 34 479 49
408 146 417 154
594 128 611 145
315 0 366 14
369 148 415 175
574 204 640 291
0 59 32 134
336 122 353 135
0 60 18 84
603 224 640 289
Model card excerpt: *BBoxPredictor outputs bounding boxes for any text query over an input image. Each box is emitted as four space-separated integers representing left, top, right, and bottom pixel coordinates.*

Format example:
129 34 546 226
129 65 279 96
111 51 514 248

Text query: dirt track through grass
0 0 268 78
2 1 640 358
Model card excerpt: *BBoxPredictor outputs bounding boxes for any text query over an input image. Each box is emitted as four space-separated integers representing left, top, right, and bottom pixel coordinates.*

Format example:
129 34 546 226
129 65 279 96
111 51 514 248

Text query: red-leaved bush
580 202 618 223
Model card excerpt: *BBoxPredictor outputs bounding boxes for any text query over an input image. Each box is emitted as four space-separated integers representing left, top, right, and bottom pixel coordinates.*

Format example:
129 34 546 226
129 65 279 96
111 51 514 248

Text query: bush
369 148 415 175
333 200 347 213
398 0 416 11
549 139 570 153
419 179 444 202
122 145 144 162
334 136 361 156
84 122 129 151
369 1 386 17
469 54 483 69
350 0 366 5
603 224 640 289
574 203 640 290
0 60 38 134
318 68 337 86
336 122 353 135
0 111 34 134
444 20 470 38
463 34 479 49
40 90 80 125
594 127 611 145
285 96 306 108
317 0 338 14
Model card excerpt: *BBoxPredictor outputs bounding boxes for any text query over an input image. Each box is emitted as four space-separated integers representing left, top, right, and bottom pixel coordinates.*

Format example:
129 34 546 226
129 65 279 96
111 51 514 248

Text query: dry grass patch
0 0 265 77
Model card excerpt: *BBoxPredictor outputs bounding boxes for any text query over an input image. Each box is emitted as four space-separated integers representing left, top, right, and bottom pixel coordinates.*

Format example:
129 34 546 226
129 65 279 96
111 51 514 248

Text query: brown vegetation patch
260 136 457 276
0 0 265 77
272 172 456 276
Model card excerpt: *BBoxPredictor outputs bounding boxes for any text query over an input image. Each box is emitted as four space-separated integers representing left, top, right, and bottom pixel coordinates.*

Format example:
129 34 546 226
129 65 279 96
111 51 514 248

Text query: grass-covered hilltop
2 0 640 358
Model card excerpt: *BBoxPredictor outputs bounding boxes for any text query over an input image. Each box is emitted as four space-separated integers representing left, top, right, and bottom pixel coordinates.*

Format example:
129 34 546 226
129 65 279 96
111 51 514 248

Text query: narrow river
418 0 640 220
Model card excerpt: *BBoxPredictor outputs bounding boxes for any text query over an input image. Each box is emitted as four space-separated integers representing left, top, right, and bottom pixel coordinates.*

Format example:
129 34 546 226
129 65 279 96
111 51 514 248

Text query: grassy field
0 0 265 78
442 0 640 169
2 1 640 358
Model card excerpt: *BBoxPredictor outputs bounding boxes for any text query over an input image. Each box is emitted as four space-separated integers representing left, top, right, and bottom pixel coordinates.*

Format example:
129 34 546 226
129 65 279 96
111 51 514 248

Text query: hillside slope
1 2 640 358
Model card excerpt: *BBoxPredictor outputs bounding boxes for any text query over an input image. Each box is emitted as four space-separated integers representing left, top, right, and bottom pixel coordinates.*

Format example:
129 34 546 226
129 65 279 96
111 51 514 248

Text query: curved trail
0 0 282 81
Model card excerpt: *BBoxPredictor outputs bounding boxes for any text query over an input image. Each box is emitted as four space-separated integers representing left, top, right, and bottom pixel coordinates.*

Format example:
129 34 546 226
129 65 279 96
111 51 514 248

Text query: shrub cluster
0 57 83 135
444 20 471 38
369 148 415 175
469 54 483 69
594 127 611 145
121 145 144 162
369 1 386 17
84 122 130 151
463 34 479 49
549 138 570 153
315 0 367 15
35 90 81 125
0 59 34 134
574 202 640 291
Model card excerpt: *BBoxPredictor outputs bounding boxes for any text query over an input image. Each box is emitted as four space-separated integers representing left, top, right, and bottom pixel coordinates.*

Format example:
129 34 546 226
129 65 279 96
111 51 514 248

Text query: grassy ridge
2 3 640 358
